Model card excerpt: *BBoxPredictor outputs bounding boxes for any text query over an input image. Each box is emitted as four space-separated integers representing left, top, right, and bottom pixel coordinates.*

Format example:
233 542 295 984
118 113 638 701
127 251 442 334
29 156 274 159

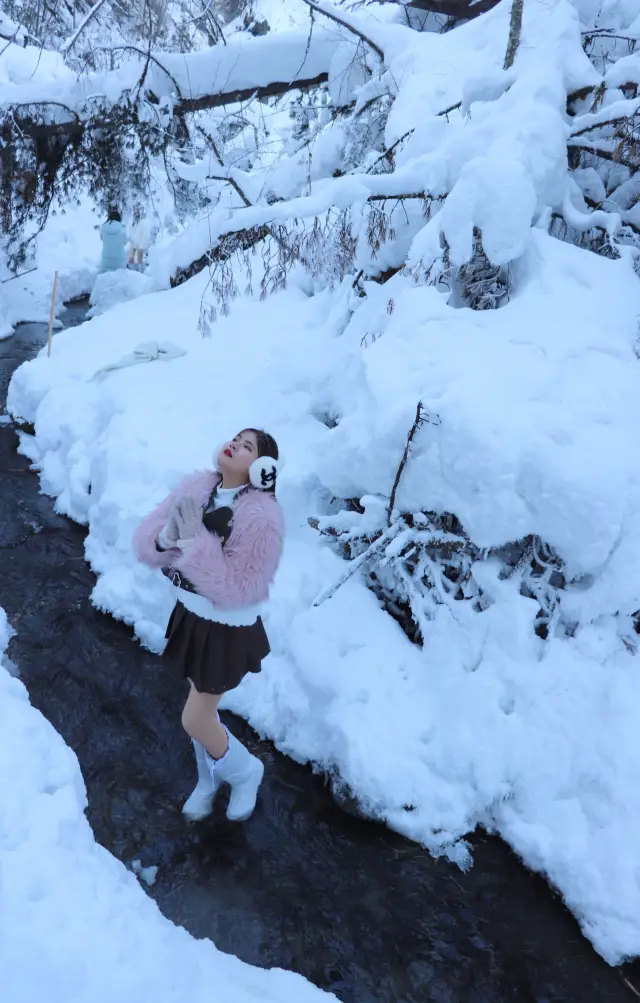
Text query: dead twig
0 266 37 283
367 128 413 173
569 138 640 172
582 29 640 41
313 523 402 606
63 0 110 57
571 107 640 137
205 174 252 207
388 401 426 525
365 102 461 174
300 0 384 62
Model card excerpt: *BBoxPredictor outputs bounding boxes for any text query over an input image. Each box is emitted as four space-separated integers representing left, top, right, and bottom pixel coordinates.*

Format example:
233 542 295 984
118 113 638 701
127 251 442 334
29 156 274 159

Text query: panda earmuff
249 456 280 491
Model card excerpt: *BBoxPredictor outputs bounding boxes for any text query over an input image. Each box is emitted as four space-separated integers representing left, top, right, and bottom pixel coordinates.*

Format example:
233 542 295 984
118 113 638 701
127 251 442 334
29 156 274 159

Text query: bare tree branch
571 105 640 137
312 523 403 607
299 0 384 62
366 129 413 173
171 224 271 286
582 29 639 43
569 138 640 172
178 70 330 113
204 175 253 207
62 0 110 57
365 100 461 174
91 43 184 93
388 401 426 525
7 70 330 141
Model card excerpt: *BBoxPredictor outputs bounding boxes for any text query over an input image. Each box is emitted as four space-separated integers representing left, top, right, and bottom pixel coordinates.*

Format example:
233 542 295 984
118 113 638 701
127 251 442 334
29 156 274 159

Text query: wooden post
46 270 59 358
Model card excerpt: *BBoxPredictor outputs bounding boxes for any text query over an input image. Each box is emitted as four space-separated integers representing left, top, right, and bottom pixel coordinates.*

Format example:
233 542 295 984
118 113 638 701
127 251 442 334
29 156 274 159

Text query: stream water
0 302 637 1003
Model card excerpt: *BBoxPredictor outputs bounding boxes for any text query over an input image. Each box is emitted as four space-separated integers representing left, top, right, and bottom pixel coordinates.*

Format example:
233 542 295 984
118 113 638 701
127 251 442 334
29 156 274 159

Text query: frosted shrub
456 229 510 310
310 498 571 646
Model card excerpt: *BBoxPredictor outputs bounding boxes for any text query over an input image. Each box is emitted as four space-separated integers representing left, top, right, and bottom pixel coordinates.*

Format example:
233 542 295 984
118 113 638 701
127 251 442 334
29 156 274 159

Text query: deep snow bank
7 232 640 964
0 606 334 1003
0 202 101 338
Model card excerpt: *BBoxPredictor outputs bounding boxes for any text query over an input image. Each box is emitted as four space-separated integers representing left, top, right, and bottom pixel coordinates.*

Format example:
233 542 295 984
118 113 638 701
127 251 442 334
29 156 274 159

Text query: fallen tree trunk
405 0 500 17
10 71 330 141
170 224 270 287
1 26 336 141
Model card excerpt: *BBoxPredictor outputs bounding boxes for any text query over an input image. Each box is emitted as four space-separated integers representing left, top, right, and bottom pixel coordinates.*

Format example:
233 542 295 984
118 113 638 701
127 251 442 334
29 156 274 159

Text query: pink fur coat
133 471 284 609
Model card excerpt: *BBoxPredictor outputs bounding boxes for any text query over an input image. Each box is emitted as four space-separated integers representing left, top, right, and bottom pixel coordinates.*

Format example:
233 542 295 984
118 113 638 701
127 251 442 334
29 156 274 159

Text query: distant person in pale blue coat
99 209 127 272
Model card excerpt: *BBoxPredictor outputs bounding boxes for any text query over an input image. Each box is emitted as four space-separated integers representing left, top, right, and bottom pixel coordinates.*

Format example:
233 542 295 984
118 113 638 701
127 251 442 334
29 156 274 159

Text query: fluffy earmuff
249 456 280 490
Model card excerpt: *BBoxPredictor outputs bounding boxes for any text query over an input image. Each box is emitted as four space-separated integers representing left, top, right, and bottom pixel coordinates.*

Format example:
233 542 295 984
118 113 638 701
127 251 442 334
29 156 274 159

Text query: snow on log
0 10 27 46
0 26 337 137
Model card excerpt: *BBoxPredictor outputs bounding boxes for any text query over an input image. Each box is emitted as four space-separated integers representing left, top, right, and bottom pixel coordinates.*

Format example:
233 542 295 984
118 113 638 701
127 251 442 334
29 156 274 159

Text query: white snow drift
0 607 334 1003
4 0 640 973
8 225 640 965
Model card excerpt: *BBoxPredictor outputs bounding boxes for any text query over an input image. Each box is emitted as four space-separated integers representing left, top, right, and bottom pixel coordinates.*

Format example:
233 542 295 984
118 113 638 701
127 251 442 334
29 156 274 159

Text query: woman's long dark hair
247 429 278 461
107 208 121 222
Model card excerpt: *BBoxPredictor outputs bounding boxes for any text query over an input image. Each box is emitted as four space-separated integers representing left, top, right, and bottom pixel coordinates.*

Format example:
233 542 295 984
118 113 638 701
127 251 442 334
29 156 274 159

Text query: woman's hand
175 496 204 545
156 510 180 550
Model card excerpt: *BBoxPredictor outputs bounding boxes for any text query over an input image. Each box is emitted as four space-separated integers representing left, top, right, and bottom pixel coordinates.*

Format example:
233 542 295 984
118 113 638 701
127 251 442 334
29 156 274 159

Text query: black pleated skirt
163 601 270 695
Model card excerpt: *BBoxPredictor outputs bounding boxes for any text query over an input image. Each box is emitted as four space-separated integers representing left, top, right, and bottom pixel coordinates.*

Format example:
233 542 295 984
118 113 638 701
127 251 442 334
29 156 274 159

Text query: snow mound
0 203 101 337
89 269 156 318
4 0 640 970
0 607 334 1003
0 37 70 93
8 228 640 963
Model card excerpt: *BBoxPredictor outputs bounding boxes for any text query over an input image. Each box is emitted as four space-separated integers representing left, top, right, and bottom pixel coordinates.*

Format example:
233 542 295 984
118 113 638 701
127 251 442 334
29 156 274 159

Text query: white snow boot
207 730 264 822
182 740 221 821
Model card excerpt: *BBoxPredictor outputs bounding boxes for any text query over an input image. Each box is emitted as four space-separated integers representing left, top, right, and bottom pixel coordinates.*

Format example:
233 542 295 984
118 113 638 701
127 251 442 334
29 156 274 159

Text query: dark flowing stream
1 302 638 1003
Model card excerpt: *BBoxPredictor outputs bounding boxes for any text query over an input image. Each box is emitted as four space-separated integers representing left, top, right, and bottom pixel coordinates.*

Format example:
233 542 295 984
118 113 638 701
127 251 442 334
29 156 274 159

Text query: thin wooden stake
46 270 59 358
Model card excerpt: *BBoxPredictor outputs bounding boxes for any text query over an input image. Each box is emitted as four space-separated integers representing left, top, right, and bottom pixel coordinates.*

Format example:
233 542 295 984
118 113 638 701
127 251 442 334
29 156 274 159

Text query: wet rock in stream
0 305 637 1003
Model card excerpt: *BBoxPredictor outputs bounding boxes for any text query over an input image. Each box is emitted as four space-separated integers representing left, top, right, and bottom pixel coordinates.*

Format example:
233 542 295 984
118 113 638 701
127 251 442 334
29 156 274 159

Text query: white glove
156 510 180 550
175 496 204 544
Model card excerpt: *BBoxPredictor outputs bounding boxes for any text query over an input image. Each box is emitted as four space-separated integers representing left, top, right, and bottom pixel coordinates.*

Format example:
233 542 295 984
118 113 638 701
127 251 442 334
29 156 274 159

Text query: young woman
133 429 283 823
99 209 127 272
128 206 151 270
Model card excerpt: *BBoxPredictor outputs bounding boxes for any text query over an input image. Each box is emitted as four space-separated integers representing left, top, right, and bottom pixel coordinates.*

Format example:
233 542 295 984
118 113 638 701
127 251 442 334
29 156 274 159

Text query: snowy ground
0 606 335 1003
0 202 100 338
4 0 640 974
7 226 640 965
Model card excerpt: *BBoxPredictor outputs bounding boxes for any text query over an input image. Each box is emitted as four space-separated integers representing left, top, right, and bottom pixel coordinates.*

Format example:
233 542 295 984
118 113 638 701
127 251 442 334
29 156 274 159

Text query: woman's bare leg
181 683 229 759
137 248 144 266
